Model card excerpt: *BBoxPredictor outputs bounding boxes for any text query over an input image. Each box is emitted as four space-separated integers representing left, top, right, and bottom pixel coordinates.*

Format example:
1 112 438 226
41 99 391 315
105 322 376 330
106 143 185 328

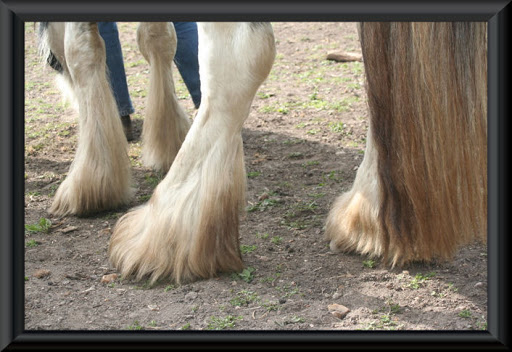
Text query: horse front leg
109 22 276 284
49 22 133 216
137 22 191 173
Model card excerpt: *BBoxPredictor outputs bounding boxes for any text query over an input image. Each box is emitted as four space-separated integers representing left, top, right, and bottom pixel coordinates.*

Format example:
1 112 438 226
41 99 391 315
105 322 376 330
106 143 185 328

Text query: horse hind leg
48 22 133 216
326 22 487 265
137 22 191 173
109 22 276 284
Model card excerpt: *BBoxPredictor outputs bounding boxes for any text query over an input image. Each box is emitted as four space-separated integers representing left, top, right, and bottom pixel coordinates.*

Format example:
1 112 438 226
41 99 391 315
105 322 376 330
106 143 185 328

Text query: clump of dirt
24 22 487 331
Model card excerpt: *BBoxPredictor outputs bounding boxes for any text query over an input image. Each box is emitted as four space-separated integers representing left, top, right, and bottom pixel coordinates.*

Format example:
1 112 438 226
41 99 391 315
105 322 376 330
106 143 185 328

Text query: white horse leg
109 22 275 284
137 22 191 172
49 22 133 216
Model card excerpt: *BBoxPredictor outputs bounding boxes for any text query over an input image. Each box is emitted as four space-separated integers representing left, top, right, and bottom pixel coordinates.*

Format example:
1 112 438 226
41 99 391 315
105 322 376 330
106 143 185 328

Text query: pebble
100 274 118 284
474 282 483 288
328 303 350 319
33 269 51 278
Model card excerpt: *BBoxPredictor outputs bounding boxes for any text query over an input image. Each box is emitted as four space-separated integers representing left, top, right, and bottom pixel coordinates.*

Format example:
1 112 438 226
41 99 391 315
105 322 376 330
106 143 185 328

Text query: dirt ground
23 22 487 332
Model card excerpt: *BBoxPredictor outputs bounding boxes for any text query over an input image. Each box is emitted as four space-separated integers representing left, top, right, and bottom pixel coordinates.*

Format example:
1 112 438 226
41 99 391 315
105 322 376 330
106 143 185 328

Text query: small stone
474 282 483 288
148 304 159 311
100 274 118 284
328 303 350 319
33 269 51 278
60 226 78 233
258 193 270 201
98 228 112 236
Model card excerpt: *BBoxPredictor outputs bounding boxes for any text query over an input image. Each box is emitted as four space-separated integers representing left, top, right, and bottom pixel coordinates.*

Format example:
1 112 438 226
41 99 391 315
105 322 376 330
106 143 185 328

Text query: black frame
1 0 509 350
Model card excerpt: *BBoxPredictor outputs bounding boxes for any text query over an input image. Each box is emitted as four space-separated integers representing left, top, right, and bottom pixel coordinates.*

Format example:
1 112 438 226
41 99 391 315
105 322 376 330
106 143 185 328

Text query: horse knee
137 22 177 64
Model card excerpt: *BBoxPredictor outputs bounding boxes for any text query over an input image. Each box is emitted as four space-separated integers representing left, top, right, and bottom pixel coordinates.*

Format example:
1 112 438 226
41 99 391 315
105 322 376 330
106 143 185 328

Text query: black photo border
1 0 509 350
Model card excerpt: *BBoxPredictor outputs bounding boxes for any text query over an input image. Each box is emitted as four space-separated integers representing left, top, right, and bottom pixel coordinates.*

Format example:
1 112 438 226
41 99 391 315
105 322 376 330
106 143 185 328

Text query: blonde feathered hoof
49 169 133 217
108 185 245 284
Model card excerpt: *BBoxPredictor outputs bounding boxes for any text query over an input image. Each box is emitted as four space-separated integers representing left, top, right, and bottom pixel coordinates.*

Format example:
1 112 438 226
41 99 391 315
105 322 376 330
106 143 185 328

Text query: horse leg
47 22 133 216
109 22 276 284
325 22 487 265
137 22 191 173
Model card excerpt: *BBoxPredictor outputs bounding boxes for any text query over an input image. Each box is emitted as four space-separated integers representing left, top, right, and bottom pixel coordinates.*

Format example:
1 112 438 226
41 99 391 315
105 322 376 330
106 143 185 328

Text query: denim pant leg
173 22 201 109
98 22 135 116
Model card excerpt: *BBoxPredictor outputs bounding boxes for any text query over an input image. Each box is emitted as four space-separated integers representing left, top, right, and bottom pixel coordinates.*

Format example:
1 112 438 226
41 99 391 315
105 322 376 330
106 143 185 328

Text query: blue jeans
98 22 135 116
98 22 202 115
173 22 201 109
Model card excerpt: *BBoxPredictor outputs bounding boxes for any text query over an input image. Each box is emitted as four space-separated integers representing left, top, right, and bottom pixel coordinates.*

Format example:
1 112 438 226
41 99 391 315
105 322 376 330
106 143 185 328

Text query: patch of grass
287 152 304 159
180 322 191 330
144 173 163 188
47 184 59 197
478 320 488 330
271 236 283 245
26 239 39 248
329 121 345 133
351 61 364 75
257 232 270 240
275 315 306 326
447 282 459 292
363 312 403 331
134 280 153 290
26 191 42 197
363 259 376 269
207 315 242 330
127 320 144 330
257 91 274 99
262 300 279 312
302 160 319 168
247 171 261 178
407 272 436 289
164 284 177 292
138 194 152 202
260 272 281 285
325 170 342 182
127 59 147 68
458 309 472 319
246 195 281 213
276 284 301 298
231 267 256 283
25 218 52 234
240 244 257 254
259 103 289 115
229 290 259 307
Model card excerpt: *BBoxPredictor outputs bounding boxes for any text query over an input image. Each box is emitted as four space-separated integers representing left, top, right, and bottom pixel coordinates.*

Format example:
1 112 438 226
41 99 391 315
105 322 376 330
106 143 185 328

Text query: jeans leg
173 22 201 109
98 22 135 116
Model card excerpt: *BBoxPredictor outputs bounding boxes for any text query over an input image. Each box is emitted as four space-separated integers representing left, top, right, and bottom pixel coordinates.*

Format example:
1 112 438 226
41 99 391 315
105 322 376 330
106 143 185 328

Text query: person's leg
98 22 135 140
173 22 201 109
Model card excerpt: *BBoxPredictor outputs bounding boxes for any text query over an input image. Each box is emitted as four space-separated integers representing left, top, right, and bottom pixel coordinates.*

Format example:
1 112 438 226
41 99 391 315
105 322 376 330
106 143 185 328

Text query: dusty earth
24 22 487 332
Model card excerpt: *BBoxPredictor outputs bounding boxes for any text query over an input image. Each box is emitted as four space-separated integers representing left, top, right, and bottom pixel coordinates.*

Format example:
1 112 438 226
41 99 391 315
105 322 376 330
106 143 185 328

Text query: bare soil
24 22 487 331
